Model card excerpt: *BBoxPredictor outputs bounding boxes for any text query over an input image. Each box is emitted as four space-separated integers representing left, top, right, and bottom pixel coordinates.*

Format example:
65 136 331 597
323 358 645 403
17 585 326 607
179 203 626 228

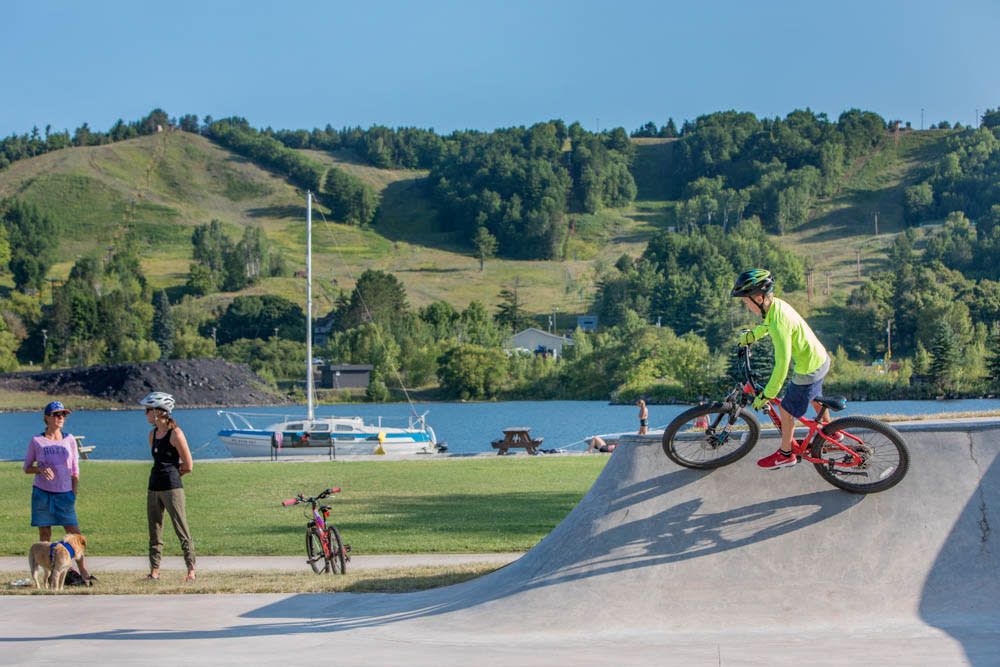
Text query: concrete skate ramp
248 423 1000 654
2 423 997 664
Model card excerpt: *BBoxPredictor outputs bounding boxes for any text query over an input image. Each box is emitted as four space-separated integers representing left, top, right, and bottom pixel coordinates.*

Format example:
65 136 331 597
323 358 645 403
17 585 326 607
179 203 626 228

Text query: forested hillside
2 106 999 401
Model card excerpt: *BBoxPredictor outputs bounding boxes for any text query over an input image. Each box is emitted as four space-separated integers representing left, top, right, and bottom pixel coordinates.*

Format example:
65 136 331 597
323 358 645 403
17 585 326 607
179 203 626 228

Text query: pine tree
913 340 931 375
473 226 497 272
928 323 959 393
152 290 174 360
986 322 1000 392
494 280 534 333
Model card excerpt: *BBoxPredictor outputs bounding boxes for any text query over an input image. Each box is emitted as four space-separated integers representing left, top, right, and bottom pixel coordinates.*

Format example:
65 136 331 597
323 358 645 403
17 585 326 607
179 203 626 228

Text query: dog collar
50 540 76 561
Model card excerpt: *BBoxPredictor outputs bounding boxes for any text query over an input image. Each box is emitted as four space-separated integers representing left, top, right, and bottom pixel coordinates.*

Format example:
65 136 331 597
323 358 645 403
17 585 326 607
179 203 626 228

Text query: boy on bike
731 269 831 469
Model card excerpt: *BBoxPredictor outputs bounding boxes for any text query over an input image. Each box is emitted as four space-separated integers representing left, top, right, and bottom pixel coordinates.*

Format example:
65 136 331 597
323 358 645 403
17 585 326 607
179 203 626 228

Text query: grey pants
147 488 196 570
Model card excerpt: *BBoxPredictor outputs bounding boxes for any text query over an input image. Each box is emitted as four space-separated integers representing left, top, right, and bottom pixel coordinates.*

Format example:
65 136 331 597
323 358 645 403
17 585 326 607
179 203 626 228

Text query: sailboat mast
306 191 314 422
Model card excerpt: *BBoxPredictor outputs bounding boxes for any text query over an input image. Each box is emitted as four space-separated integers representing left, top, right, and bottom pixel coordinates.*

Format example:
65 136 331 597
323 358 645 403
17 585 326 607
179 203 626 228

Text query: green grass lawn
6 565 500 595
1 457 608 557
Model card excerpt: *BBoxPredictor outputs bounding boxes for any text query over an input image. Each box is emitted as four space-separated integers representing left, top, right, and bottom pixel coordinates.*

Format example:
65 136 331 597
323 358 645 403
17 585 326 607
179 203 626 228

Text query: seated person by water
586 435 615 453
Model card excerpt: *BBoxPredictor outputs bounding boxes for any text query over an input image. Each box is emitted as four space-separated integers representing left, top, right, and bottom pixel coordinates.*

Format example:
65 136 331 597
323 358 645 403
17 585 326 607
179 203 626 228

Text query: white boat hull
219 430 439 457
217 412 441 458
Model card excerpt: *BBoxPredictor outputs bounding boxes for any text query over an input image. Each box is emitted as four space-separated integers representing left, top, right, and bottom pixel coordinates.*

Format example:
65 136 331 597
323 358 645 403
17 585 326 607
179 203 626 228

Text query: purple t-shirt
23 434 79 493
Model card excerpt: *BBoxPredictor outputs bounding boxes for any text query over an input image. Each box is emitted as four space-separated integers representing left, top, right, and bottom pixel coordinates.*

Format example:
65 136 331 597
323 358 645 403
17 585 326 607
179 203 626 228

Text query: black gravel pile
0 358 291 408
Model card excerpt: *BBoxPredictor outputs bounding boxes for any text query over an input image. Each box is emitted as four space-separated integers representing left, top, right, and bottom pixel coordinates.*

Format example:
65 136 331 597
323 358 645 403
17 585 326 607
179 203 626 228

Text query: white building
510 328 573 359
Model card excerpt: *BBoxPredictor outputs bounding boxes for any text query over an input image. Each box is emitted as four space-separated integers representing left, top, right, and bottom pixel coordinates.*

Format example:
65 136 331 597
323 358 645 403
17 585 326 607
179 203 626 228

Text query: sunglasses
48 412 69 418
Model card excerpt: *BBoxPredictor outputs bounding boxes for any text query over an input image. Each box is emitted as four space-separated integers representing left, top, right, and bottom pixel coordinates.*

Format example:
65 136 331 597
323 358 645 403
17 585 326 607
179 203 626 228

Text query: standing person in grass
23 401 93 582
140 392 196 582
731 269 831 470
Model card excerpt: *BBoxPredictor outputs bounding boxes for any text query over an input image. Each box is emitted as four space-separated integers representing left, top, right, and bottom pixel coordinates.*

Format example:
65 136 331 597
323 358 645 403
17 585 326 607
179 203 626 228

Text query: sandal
184 573 196 582
144 574 159 581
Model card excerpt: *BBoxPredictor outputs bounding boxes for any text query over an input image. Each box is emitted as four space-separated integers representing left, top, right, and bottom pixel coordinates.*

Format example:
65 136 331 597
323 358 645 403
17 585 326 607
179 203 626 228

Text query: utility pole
887 319 893 362
921 108 925 130
874 210 879 236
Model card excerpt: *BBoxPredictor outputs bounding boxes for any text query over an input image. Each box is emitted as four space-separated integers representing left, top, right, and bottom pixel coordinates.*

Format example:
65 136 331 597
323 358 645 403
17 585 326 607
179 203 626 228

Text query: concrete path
1 553 521 574
2 421 998 666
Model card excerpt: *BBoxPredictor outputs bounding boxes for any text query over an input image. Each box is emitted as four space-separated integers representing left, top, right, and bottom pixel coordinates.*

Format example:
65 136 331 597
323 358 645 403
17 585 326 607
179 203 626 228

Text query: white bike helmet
139 392 175 414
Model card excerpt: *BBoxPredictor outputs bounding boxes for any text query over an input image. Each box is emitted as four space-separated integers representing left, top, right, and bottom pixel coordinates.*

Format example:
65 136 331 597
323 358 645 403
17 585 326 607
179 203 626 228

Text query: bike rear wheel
306 526 329 574
662 402 761 469
327 525 347 574
809 416 909 494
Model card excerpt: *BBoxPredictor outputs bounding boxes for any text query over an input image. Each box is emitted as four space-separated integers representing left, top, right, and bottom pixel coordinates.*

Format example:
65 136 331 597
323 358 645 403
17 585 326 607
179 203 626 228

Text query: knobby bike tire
662 402 761 469
809 416 909 494
306 526 328 574
326 525 347 575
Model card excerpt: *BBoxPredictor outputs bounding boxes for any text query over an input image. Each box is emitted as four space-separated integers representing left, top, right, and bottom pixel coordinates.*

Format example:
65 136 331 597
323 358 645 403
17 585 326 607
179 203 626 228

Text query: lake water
2 398 998 462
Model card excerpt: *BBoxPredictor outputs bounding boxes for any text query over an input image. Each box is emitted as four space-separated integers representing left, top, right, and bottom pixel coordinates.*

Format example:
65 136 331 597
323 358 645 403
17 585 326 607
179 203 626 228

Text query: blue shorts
31 486 78 528
780 378 825 419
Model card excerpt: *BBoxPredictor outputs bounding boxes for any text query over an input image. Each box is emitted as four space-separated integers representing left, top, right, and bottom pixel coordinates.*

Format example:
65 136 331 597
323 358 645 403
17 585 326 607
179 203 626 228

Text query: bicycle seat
815 396 847 411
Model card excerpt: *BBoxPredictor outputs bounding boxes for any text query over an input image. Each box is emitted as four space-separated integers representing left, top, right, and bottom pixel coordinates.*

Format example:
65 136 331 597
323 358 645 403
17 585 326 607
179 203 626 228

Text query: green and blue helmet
730 269 774 297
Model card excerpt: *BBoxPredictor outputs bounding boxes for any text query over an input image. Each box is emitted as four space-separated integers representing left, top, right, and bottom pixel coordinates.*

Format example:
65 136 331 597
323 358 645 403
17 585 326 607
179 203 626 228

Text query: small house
510 328 573 359
312 313 337 348
320 364 373 389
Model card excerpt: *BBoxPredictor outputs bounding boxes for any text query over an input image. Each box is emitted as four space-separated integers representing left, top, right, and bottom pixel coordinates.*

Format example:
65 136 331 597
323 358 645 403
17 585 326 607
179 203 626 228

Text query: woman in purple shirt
23 401 91 581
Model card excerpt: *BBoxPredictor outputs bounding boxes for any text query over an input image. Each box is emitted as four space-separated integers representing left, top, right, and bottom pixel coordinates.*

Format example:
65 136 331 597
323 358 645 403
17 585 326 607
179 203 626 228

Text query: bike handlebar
281 488 341 507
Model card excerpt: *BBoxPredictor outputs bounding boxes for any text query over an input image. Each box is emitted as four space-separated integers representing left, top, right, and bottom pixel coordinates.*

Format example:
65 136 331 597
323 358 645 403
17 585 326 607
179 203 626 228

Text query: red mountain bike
282 488 350 574
662 346 909 494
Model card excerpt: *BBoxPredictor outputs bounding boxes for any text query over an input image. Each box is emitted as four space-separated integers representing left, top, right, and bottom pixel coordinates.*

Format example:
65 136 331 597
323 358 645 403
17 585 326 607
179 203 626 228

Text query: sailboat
217 192 443 457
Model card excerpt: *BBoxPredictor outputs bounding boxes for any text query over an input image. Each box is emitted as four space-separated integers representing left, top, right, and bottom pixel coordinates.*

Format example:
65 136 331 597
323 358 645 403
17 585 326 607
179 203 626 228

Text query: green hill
0 127 952 327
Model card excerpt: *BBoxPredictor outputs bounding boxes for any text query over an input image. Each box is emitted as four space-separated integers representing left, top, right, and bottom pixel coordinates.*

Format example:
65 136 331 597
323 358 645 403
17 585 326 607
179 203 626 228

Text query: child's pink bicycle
661 346 909 494
282 488 350 574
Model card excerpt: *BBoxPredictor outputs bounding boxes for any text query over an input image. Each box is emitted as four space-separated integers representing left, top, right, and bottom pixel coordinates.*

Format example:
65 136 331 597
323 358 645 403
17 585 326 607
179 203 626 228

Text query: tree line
664 109 886 235
0 109 172 170
904 123 1000 227
841 211 1000 395
590 218 805 349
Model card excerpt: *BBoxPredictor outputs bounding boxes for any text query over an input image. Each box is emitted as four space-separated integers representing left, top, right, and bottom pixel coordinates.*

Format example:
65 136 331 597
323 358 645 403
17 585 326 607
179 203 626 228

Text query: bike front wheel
662 402 761 469
306 526 329 574
327 525 347 574
809 416 909 494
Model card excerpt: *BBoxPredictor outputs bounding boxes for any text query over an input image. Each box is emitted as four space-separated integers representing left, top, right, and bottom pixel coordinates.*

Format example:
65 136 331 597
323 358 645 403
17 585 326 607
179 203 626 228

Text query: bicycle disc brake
699 407 744 451
827 443 873 475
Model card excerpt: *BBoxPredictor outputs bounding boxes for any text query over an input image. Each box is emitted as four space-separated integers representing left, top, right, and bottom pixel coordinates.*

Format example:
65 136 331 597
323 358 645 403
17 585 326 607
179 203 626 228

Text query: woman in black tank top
140 392 196 582
149 427 184 490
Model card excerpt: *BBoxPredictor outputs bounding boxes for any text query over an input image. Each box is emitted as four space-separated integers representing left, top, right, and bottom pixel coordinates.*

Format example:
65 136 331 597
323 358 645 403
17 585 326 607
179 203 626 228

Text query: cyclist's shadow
537 484 862 586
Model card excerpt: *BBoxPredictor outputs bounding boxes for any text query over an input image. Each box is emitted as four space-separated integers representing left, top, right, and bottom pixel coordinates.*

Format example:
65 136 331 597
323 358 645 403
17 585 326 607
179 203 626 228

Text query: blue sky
2 0 998 138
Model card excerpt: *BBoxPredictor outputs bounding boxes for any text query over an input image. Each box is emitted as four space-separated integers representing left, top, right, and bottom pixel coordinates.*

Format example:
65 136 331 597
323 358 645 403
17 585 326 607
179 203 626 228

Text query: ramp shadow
524 485 861 587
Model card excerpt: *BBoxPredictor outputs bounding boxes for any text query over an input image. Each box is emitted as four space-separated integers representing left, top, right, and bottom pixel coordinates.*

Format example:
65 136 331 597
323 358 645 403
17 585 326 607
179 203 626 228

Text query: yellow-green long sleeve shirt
749 298 829 399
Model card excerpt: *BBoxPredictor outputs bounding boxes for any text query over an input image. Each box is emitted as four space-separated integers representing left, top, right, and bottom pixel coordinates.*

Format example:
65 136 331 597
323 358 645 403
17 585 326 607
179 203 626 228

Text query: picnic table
76 435 96 460
491 427 543 456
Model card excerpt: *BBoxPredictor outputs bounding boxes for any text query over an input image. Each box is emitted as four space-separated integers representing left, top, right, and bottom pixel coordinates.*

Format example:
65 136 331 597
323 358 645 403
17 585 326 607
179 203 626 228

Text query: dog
28 533 87 590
